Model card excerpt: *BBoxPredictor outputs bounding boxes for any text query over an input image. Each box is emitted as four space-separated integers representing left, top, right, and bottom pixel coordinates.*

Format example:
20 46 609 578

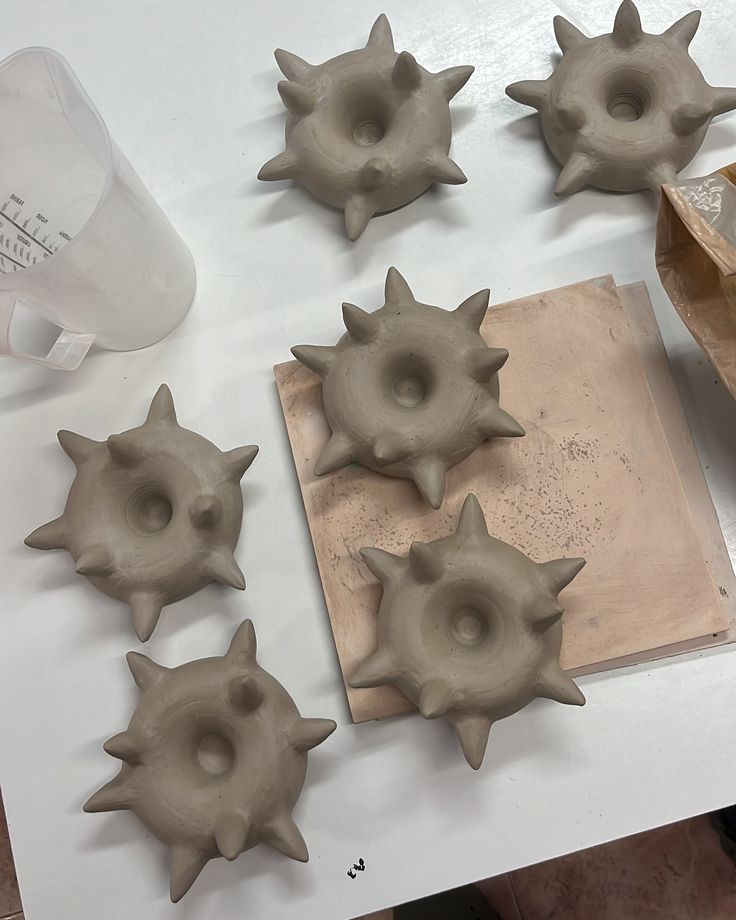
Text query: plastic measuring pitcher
0 48 196 370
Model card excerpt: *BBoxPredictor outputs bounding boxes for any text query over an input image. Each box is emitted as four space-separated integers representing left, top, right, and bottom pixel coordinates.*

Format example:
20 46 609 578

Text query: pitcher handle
0 291 95 371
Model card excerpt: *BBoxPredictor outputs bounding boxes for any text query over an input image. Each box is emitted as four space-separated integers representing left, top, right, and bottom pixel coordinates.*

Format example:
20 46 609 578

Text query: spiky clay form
84 620 336 902
506 0 736 195
258 14 474 240
291 268 524 509
350 495 586 770
25 385 258 641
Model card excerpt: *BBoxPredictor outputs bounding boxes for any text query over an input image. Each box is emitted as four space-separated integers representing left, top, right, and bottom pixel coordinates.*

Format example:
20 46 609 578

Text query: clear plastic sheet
656 163 736 399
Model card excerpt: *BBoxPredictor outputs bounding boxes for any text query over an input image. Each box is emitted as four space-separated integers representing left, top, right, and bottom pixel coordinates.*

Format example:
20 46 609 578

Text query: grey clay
259 13 474 240
84 620 336 902
506 0 736 194
25 385 258 641
291 268 524 509
349 494 586 770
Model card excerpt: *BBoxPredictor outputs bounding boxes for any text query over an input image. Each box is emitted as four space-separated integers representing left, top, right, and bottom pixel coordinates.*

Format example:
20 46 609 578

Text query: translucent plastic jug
0 48 196 370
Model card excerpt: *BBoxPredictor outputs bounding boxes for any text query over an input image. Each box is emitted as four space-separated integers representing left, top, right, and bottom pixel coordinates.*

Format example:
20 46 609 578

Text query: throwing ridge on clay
258 13 474 240
349 494 586 769
291 267 524 509
506 0 736 194
25 385 258 641
84 620 336 901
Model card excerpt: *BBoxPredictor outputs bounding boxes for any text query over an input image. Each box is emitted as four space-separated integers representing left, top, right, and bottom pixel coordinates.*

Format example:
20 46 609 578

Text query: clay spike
372 433 405 466
83 774 134 813
342 301 379 343
145 384 178 426
384 266 414 305
189 494 222 528
289 717 337 752
366 13 394 50
130 594 164 642
349 648 395 688
710 87 736 118
435 65 474 100
556 103 586 132
411 456 446 509
206 551 246 590
553 15 588 52
107 432 142 466
426 151 467 185
103 730 143 764
646 162 678 192
126 650 168 690
453 288 490 330
671 102 712 135
418 679 454 718
290 344 336 377
228 675 264 712
274 49 314 83
314 431 353 475
226 619 258 665
612 0 643 48
360 157 390 191
478 406 525 439
452 714 492 770
663 10 701 47
258 151 299 182
25 516 67 550
169 846 209 903
222 444 259 480
456 493 489 541
536 665 586 706
554 152 595 197
393 50 422 89
214 813 250 861
360 547 404 584
538 557 586 594
264 812 309 862
527 600 564 630
344 195 374 241
408 541 444 583
57 429 99 466
277 80 315 116
75 545 115 577
467 346 509 381
505 79 550 111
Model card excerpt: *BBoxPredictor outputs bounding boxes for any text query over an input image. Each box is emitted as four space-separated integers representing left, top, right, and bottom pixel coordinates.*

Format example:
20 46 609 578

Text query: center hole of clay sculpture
392 370 429 407
450 606 490 648
353 117 385 146
126 486 173 535
607 87 649 122
196 732 235 777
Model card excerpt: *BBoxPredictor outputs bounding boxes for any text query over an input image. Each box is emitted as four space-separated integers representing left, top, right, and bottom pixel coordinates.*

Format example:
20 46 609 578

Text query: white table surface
2 1 736 918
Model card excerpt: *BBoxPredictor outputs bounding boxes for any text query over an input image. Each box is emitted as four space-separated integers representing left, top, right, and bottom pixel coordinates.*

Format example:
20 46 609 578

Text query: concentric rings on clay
258 13 474 240
506 0 736 194
25 385 259 641
290 267 524 509
84 620 336 902
349 494 586 769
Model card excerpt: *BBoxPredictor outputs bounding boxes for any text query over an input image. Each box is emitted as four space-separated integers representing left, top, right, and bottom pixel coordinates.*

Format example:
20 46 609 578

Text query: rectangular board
275 278 731 723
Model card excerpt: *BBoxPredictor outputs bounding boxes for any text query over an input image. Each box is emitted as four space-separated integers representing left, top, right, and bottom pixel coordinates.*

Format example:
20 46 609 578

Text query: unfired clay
349 494 586 769
258 14 474 240
506 0 736 194
291 268 524 509
84 620 336 902
25 385 258 641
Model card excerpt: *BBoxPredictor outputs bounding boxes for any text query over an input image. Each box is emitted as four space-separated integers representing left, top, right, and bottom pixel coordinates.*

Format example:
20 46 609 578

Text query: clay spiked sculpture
25 385 259 641
349 494 586 770
84 620 336 902
291 268 524 509
506 0 736 194
258 13 474 240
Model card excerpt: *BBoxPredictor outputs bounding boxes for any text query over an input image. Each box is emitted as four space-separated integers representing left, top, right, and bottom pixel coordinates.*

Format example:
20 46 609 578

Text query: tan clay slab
275 278 729 723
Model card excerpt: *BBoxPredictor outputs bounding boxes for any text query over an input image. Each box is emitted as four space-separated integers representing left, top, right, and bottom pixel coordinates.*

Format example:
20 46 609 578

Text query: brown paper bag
656 163 736 398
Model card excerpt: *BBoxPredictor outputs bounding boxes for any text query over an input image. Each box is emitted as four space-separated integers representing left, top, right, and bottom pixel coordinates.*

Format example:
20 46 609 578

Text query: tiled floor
2 786 736 920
